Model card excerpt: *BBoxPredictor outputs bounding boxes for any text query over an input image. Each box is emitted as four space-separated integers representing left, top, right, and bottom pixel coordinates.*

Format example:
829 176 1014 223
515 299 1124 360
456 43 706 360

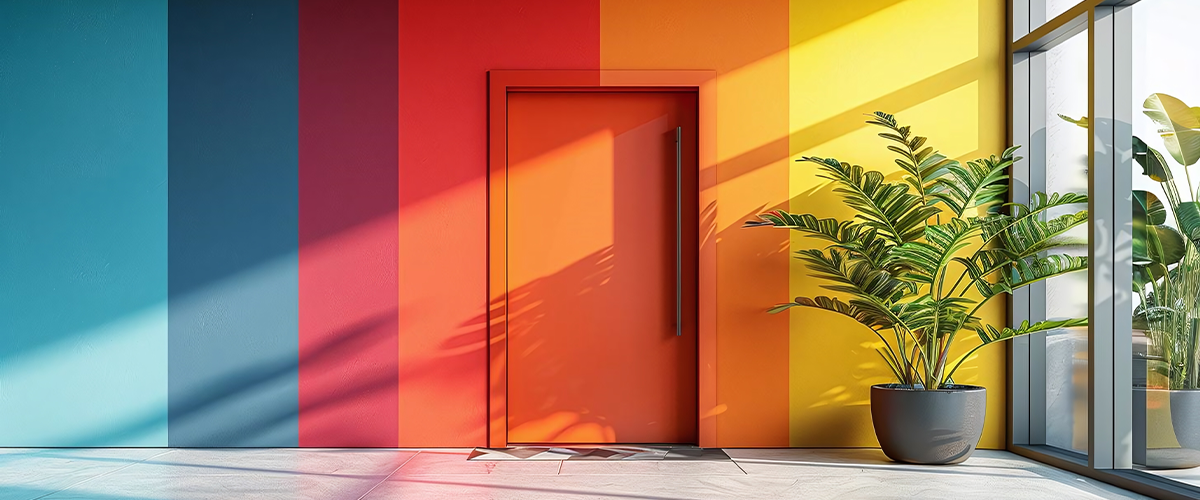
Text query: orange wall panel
601 0 792 447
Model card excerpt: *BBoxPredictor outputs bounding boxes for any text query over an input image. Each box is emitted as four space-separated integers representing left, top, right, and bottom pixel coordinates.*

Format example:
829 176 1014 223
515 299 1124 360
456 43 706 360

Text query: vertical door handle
675 127 683 336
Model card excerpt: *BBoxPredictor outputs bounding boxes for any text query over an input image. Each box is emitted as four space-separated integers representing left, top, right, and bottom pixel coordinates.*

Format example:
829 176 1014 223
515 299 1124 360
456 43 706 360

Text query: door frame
487 70 717 448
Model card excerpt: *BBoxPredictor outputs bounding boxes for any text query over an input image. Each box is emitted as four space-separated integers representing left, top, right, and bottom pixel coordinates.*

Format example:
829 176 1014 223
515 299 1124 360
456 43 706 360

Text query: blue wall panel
167 0 300 446
0 0 169 446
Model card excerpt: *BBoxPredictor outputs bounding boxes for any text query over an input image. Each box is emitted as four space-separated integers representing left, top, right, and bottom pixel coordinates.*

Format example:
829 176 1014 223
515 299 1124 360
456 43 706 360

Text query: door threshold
467 445 729 461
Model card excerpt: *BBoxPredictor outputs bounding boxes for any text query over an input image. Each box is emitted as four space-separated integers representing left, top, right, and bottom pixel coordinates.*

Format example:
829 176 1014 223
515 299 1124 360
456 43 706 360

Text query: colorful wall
0 0 1007 448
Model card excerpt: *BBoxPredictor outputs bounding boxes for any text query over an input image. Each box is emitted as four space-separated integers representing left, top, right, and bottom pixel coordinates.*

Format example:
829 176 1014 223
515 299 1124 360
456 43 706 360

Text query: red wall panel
397 0 600 446
299 0 400 447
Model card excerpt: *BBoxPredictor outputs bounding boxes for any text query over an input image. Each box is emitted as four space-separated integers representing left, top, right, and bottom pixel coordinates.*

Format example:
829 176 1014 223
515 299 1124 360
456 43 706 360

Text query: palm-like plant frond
798 157 940 244
930 148 1016 217
744 112 1089 390
981 254 1088 299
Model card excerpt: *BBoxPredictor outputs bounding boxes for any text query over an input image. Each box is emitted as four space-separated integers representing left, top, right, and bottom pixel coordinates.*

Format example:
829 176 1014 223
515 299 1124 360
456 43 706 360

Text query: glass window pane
1046 0 1083 25
1043 28 1089 455
1130 0 1200 483
1051 0 1089 24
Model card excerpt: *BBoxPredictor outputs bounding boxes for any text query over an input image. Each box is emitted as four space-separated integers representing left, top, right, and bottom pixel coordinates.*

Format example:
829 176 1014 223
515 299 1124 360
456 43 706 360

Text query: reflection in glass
1044 29 1090 454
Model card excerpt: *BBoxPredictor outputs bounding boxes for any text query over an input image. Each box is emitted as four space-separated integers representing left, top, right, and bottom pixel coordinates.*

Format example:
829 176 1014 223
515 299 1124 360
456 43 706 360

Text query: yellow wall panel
788 0 1008 448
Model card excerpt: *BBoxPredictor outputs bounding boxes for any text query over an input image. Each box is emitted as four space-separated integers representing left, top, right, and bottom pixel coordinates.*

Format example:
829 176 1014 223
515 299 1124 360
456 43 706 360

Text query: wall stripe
168 0 300 447
397 0 601 446
600 0 792 447
786 0 1009 448
298 0 400 447
0 0 169 447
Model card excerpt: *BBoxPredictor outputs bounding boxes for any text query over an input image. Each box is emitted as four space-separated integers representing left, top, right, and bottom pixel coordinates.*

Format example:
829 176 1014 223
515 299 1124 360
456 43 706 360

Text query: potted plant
745 112 1088 465
1060 94 1200 468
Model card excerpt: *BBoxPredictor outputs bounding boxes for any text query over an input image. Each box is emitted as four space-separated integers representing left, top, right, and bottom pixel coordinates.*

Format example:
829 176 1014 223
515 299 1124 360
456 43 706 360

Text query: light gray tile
558 459 745 476
0 448 168 500
373 475 798 500
0 448 1154 500
143 448 414 477
41 471 382 500
392 450 561 476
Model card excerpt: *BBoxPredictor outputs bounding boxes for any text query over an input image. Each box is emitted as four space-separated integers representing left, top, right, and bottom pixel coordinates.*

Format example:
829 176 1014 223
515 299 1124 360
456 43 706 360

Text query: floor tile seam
354 450 421 500
30 449 175 500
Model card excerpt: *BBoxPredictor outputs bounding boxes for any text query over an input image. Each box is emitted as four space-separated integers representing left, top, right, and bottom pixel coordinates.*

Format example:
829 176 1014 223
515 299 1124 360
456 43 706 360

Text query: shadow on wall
472 201 788 442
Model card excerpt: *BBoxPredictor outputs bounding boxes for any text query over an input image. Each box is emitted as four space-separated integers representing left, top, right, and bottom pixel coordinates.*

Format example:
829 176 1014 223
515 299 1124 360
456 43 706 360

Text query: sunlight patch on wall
0 304 167 446
508 129 616 287
788 0 980 133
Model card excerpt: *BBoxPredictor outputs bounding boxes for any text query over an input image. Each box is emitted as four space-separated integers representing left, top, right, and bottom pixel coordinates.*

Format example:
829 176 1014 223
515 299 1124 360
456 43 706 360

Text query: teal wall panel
0 0 169 446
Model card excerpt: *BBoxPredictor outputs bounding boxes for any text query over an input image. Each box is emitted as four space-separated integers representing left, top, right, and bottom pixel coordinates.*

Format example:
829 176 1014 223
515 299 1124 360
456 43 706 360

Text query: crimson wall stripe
298 0 400 447
397 0 601 446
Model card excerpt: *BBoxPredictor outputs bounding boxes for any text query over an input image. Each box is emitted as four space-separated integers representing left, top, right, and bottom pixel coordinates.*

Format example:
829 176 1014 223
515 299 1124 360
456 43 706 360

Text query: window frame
1008 1 1200 497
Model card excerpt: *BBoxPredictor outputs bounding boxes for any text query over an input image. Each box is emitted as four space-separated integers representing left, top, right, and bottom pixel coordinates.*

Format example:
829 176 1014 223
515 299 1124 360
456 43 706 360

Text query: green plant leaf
1133 136 1172 182
975 318 1089 345
1133 190 1185 266
794 248 915 302
887 218 977 285
1133 263 1168 291
867 111 956 206
982 254 1089 298
775 295 894 330
746 112 1088 389
1144 93 1200 166
798 156 939 244
1057 114 1089 128
1176 201 1200 243
1134 190 1168 226
943 318 1089 382
928 148 1015 217
997 192 1088 218
980 209 1089 260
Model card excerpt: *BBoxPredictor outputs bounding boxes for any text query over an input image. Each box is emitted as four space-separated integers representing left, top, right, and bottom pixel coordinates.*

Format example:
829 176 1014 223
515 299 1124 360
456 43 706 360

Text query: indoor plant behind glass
1064 94 1200 459
745 112 1088 465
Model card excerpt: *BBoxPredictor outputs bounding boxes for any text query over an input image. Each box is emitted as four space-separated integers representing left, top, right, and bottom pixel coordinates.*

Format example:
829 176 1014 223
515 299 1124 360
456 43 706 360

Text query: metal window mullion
1010 48 1033 447
1028 50 1049 446
1014 0 1032 42
1112 3 1135 471
1088 5 1133 470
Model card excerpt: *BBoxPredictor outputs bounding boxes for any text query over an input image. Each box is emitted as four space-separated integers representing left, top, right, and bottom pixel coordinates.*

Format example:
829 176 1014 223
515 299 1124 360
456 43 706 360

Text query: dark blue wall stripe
0 0 168 446
168 0 300 446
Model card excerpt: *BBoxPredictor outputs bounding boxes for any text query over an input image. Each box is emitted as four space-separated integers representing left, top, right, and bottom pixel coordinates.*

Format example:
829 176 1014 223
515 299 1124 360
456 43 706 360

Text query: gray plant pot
1133 388 1200 469
871 384 986 465
1172 390 1200 451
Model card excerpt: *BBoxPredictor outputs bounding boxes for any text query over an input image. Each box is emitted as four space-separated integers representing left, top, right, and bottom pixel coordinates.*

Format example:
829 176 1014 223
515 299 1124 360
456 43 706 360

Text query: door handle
675 127 682 336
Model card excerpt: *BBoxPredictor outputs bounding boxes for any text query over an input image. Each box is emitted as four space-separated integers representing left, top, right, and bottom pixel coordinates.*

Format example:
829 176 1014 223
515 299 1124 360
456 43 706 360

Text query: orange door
505 91 698 444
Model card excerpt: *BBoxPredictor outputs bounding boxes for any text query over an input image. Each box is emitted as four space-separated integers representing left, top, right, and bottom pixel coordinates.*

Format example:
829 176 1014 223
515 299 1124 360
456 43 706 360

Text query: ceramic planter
870 384 986 465
1133 387 1200 469
1172 390 1200 451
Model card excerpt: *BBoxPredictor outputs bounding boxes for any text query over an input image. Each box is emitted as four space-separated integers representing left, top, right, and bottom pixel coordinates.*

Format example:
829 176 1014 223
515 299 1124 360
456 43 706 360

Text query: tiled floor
2 447 1149 499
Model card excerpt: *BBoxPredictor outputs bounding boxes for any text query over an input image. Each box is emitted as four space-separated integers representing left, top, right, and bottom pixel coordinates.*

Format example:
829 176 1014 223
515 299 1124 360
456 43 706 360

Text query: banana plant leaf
1134 136 1172 182
1177 201 1200 243
1144 93 1200 167
1133 190 1185 266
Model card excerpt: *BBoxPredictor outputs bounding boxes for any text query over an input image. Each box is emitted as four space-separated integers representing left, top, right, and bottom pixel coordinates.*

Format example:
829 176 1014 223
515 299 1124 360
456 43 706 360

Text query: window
1011 1 1200 497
